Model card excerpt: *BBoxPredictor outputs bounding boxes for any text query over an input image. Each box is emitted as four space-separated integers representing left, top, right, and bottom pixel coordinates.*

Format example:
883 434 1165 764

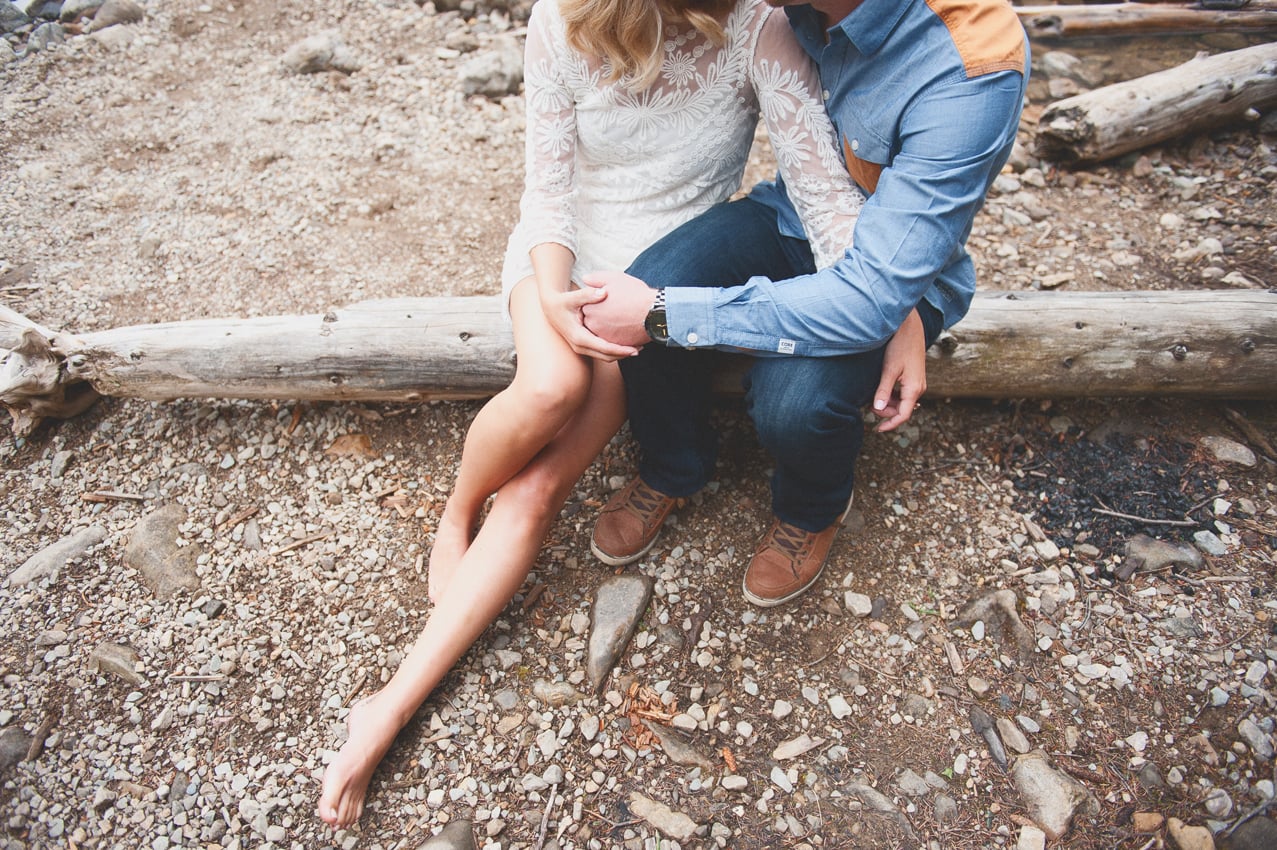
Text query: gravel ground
2 1 1276 849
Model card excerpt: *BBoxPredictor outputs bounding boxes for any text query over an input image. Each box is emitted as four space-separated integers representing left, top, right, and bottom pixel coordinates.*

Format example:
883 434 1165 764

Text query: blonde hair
560 0 737 90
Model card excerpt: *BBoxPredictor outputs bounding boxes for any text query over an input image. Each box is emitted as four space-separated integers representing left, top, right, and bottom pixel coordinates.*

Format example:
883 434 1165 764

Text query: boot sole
589 533 659 567
741 561 827 607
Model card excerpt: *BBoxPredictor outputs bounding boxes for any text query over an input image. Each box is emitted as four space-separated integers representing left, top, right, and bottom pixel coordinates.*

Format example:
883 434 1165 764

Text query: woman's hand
873 307 927 432
530 242 637 361
540 285 639 362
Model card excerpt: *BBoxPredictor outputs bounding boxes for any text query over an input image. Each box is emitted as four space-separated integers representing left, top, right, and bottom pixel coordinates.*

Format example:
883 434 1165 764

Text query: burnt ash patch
1009 429 1215 557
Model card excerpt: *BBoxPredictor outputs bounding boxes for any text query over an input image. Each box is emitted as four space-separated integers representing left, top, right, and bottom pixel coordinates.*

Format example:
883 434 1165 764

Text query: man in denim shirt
583 0 1029 606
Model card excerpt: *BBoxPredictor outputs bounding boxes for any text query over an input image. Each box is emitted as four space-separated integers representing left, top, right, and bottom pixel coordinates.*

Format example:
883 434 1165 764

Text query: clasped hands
555 270 926 432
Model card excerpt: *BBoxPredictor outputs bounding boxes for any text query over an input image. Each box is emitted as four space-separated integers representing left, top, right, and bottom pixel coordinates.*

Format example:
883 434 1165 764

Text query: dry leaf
325 433 373 457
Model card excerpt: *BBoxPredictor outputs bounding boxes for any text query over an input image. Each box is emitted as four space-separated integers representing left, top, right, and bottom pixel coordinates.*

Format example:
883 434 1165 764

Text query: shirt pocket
837 113 891 196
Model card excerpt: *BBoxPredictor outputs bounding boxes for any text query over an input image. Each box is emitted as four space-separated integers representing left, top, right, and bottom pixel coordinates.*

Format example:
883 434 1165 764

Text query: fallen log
1034 42 1277 163
3 290 1275 436
1017 2 1277 39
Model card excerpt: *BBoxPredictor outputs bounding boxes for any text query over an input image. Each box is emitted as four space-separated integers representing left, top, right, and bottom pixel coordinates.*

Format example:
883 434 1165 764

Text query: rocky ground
2 1 1276 849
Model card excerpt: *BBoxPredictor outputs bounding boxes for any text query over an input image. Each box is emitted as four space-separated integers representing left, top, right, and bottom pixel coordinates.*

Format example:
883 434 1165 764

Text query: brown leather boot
742 518 841 607
590 477 680 566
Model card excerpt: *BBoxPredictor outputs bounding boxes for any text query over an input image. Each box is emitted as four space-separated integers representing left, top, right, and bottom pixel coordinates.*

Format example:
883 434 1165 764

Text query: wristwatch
644 289 669 344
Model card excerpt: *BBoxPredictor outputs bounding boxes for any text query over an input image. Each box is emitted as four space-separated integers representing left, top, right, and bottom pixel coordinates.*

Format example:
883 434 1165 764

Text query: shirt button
686 332 699 345
850 138 860 152
822 90 830 101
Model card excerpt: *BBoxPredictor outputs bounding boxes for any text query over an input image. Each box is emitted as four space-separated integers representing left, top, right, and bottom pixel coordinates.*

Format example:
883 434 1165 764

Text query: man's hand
580 271 659 348
873 308 927 432
541 285 639 362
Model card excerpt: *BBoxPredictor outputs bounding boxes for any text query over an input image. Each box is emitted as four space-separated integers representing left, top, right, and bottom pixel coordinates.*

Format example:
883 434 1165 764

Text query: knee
499 464 572 527
628 235 701 289
749 379 858 448
512 370 590 425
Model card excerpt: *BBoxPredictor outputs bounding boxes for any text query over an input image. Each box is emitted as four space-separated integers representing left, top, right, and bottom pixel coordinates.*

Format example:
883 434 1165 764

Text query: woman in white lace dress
319 0 884 827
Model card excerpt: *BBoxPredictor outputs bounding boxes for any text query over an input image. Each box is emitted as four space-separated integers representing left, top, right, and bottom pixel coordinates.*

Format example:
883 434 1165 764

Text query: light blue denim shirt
665 0 1029 356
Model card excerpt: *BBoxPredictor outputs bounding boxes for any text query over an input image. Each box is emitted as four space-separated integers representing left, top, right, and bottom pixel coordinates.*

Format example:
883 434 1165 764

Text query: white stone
1125 731 1149 752
845 592 873 617
1016 824 1046 850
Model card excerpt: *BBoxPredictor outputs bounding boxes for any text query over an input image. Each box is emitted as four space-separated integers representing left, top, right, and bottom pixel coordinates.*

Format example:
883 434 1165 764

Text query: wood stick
534 783 559 850
1091 506 1197 527
1017 2 1277 40
26 706 62 762
1223 407 1277 460
81 490 146 503
270 530 333 555
1034 43 1277 163
4 290 1277 438
215 505 259 530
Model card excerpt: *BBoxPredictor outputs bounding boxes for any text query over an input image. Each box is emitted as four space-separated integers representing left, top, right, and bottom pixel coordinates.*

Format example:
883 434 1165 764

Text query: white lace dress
500 0 865 304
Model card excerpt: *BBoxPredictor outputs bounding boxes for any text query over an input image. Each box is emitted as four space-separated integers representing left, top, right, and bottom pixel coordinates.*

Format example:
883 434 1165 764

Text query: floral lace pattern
501 0 865 297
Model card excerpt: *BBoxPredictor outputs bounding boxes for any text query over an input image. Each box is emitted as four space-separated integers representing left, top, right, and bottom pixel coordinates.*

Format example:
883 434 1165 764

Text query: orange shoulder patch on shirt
843 136 882 194
923 0 1025 78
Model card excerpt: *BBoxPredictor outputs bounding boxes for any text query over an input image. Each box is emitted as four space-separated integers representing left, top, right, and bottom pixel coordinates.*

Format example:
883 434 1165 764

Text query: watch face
645 309 669 343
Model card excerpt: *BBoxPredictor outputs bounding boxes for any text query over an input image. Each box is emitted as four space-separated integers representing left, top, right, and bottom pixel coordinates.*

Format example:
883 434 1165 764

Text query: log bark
1017 2 1277 40
3 290 1275 436
1034 42 1277 163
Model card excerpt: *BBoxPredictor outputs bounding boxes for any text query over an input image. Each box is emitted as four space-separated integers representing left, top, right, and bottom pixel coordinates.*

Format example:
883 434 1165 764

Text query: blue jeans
621 198 944 532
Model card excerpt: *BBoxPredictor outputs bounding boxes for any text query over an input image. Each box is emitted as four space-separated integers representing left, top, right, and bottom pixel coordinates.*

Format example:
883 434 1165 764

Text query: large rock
8 525 107 586
416 820 476 849
458 37 522 99
586 574 654 693
1010 750 1100 840
647 723 715 771
1221 816 1277 850
844 779 919 843
124 505 201 599
84 0 142 32
88 642 145 685
1199 435 1256 467
1167 817 1215 850
1120 534 1205 580
0 727 31 777
0 2 32 34
59 0 105 23
953 589 1034 663
627 791 698 842
281 31 362 75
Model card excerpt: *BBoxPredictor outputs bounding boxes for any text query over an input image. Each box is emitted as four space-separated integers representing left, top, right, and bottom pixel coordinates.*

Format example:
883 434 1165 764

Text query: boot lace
628 480 668 521
764 521 814 573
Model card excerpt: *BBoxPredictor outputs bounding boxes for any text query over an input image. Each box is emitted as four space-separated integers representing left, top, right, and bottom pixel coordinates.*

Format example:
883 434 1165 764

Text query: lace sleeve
517 1 578 258
750 9 863 270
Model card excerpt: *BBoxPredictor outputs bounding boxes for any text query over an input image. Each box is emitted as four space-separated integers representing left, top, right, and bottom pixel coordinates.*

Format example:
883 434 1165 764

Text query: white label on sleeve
777 339 795 355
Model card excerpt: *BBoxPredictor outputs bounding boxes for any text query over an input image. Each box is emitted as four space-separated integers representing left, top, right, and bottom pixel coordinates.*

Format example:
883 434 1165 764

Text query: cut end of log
3 382 101 439
1023 13 1064 40
1 314 99 438
1032 105 1093 163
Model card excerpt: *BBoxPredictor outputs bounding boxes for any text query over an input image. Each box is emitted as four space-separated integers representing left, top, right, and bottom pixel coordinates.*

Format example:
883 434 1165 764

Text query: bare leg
319 359 625 829
429 278 593 601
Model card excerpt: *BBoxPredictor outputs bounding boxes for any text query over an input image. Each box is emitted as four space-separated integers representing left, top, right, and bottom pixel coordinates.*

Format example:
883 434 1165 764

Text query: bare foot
317 692 405 829
428 505 474 602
